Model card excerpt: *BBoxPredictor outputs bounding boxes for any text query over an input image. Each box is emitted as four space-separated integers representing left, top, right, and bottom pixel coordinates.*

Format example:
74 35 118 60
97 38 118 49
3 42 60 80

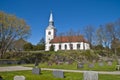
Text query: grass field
0 70 120 80
23 61 117 71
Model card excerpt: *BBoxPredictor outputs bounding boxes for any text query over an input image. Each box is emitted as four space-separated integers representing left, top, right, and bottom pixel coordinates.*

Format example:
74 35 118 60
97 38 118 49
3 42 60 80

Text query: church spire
49 11 53 22
49 11 54 26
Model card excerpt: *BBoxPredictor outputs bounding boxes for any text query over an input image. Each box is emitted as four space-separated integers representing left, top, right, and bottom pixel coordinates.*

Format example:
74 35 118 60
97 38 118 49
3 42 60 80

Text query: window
70 44 73 50
77 44 81 49
59 44 61 50
48 31 51 35
65 44 67 50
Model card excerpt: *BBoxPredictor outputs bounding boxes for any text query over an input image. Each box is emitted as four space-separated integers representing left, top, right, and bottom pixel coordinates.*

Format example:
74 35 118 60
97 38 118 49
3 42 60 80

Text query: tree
23 43 33 51
50 45 54 51
105 22 120 52
96 25 108 48
0 11 30 58
105 23 116 46
84 25 94 48
37 37 45 45
13 38 28 51
36 38 45 50
111 38 120 56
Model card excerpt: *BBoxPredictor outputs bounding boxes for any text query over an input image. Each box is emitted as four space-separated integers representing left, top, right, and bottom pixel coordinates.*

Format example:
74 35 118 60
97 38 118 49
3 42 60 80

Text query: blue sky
0 0 120 45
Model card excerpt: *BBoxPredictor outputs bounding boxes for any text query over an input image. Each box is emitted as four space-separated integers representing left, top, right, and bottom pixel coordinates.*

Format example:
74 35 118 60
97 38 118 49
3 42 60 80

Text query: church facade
45 12 90 51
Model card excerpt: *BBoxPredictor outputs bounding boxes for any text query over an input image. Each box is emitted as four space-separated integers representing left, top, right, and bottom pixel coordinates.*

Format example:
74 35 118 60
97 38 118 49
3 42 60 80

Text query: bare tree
0 11 31 58
84 25 94 49
96 25 108 47
96 19 120 55
115 18 120 39
110 19 120 55
105 22 120 49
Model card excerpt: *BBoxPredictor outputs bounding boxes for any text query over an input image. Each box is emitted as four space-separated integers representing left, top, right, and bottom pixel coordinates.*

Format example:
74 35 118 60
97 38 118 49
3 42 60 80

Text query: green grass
0 70 82 80
0 70 120 80
23 61 117 71
99 74 120 80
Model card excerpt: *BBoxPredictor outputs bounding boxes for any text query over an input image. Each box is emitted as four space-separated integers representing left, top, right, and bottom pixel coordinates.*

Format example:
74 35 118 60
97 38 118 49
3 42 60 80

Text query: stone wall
0 59 19 65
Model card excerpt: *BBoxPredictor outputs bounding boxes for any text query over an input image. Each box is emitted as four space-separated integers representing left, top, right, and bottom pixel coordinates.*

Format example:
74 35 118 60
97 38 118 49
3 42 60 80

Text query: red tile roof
50 36 89 43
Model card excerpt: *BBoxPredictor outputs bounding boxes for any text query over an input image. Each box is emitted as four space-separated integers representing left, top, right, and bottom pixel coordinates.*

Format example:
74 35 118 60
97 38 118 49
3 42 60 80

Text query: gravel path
0 66 32 72
0 66 120 75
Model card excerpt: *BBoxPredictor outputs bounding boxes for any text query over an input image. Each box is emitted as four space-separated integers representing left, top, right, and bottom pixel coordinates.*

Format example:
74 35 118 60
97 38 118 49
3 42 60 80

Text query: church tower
45 12 56 51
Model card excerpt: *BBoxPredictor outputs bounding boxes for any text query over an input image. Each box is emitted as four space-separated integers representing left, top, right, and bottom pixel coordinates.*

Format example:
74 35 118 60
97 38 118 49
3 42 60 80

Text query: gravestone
53 70 64 78
65 61 69 64
84 71 98 80
107 61 112 66
65 60 72 65
98 62 104 66
32 68 41 75
48 61 52 66
92 60 96 63
88 64 94 68
14 76 25 80
77 63 84 68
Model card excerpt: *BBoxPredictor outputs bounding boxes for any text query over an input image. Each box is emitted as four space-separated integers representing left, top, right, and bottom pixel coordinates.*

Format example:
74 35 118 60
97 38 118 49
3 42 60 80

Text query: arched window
59 44 61 50
77 44 81 50
65 44 67 50
70 44 73 50
48 31 51 35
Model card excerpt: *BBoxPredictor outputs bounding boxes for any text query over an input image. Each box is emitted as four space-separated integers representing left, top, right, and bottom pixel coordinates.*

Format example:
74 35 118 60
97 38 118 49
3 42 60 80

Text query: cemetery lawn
23 61 117 71
0 70 120 80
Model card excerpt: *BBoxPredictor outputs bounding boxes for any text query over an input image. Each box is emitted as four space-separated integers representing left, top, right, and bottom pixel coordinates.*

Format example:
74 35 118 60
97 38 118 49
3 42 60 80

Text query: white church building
45 12 90 51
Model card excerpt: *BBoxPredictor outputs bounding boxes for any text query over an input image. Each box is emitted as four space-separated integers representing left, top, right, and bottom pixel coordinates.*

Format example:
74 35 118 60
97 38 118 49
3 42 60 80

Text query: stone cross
14 76 25 80
84 71 98 80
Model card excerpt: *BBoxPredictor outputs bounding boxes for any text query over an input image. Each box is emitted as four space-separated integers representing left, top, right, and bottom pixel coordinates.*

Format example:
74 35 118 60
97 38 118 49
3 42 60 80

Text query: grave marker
14 76 25 80
32 68 41 75
77 63 84 68
53 70 64 78
84 71 98 80
99 62 104 66
88 64 94 68
107 61 112 66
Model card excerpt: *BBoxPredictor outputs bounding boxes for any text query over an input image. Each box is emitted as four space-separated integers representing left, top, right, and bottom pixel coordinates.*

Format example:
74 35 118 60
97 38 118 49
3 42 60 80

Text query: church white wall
45 43 51 51
80 42 84 50
85 43 90 50
46 29 55 43
45 41 90 51
52 42 90 51
45 28 55 51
